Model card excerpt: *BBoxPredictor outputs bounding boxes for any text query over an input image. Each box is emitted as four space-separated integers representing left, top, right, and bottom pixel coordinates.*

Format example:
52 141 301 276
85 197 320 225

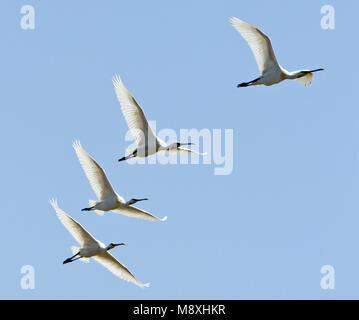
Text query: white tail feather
88 200 105 216
71 246 80 255
71 246 90 263
125 147 136 155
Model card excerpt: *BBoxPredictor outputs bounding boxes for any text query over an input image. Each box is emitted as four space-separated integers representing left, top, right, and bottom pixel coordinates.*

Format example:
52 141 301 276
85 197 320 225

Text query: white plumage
50 199 150 288
230 17 324 87
73 141 167 221
113 75 205 161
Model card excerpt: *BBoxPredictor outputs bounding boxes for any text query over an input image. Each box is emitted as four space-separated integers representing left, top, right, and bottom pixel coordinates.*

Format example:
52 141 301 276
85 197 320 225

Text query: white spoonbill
230 17 324 87
73 141 167 221
49 199 150 288
112 75 204 161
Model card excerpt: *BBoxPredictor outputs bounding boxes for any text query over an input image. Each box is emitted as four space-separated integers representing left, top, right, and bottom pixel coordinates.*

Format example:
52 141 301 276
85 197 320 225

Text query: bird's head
127 198 149 205
175 142 195 149
298 68 324 77
107 243 126 251
298 70 309 77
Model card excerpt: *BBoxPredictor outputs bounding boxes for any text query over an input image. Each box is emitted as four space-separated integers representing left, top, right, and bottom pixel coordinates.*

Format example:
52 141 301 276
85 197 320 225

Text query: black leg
81 206 94 211
63 252 80 264
237 77 261 88
118 152 136 162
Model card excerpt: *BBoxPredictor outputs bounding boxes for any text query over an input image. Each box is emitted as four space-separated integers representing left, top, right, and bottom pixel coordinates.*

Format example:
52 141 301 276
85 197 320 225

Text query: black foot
63 258 72 264
118 157 126 162
237 82 249 88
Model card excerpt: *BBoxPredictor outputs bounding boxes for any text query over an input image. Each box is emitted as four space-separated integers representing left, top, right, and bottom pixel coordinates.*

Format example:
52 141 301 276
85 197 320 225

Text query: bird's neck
116 195 125 205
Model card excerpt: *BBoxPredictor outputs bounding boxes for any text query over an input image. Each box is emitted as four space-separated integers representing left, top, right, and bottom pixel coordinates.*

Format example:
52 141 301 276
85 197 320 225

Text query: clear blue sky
1 0 358 299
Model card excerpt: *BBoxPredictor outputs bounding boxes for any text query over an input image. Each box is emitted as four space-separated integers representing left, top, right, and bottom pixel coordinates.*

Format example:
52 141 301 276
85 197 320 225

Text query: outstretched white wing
93 251 150 288
230 17 280 74
176 147 207 156
159 147 207 156
111 206 167 222
112 75 158 148
73 141 117 201
295 73 314 86
50 199 96 247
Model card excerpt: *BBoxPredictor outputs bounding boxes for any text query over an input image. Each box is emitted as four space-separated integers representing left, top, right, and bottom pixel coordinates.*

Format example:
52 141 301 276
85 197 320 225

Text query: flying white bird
49 199 150 288
73 141 167 221
230 17 324 87
112 74 205 161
